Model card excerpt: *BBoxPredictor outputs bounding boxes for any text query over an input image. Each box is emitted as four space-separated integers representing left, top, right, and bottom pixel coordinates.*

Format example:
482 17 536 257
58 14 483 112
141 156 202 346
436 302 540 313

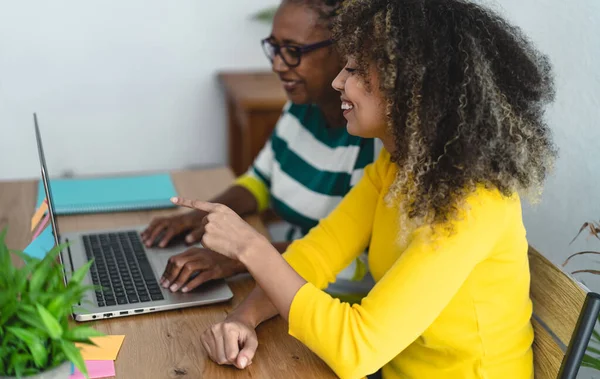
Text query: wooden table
0 167 336 379
218 71 287 176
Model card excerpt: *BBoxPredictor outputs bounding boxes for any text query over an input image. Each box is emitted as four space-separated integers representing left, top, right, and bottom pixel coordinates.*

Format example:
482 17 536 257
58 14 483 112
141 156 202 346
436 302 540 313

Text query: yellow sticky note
76 335 125 361
31 200 48 231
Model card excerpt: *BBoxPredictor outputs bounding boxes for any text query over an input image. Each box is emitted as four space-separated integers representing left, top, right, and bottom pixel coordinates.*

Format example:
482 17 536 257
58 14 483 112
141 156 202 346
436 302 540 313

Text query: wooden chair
528 245 594 378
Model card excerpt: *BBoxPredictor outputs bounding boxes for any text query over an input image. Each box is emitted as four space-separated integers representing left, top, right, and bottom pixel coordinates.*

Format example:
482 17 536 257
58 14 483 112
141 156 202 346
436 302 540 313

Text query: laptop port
134 309 144 313
103 313 113 317
120 311 128 315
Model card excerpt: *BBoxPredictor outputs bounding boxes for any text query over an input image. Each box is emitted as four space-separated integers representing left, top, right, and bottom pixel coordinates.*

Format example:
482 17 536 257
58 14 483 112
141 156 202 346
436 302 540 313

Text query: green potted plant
0 228 103 379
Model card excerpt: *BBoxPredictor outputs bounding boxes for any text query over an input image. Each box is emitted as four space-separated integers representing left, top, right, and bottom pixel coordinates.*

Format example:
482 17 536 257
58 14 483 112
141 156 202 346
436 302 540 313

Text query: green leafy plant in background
581 328 600 371
563 221 600 371
0 228 103 378
563 221 600 275
250 6 278 23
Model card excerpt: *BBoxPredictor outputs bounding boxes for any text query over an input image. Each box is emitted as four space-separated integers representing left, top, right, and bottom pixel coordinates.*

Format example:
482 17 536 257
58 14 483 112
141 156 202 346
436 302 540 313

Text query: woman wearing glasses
141 0 379 299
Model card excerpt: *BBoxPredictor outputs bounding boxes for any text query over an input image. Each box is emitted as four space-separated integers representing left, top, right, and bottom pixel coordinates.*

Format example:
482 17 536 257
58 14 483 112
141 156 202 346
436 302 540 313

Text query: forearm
240 243 306 322
226 285 279 328
186 185 259 220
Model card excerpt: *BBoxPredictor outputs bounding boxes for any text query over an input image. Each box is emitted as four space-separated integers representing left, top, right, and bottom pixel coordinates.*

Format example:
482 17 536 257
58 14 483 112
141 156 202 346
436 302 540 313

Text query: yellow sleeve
287 189 510 379
235 173 270 212
281 152 387 290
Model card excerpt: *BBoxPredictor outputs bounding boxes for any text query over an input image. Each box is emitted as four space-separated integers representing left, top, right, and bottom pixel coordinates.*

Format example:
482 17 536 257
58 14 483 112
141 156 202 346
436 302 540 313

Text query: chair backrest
528 246 588 378
559 292 600 378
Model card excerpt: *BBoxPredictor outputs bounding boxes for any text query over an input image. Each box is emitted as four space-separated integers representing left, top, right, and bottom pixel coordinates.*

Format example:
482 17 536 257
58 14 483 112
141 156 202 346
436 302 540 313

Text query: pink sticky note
32 213 50 240
70 360 115 379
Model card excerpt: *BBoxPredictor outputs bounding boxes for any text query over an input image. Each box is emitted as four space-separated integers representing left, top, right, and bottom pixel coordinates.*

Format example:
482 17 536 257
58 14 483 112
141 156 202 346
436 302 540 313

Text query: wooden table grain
0 167 336 379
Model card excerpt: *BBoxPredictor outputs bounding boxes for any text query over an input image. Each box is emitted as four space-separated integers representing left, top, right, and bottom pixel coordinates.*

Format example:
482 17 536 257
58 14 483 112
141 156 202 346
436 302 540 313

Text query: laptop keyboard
83 231 164 307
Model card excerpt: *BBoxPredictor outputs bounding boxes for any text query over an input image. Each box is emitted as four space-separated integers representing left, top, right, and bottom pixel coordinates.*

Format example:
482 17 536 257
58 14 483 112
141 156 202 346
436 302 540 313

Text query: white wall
0 0 276 180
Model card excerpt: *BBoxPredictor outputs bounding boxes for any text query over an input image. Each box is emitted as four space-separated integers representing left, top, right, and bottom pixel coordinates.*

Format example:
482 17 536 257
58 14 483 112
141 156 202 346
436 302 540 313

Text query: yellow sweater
282 150 534 379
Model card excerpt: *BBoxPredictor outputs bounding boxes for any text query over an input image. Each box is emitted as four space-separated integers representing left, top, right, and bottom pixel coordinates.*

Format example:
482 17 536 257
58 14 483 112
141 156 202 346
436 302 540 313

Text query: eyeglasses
261 38 333 68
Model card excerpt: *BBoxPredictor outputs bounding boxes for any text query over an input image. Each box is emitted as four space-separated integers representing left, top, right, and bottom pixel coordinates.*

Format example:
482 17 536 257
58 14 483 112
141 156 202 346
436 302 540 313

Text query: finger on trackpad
153 255 171 276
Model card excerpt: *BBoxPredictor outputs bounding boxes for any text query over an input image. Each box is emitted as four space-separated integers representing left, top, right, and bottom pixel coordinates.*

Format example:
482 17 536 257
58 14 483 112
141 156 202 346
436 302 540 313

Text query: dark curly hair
334 0 557 229
284 0 345 27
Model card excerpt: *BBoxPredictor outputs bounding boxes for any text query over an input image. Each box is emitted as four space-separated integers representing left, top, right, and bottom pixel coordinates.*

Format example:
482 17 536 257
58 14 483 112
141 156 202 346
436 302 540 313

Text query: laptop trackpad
147 242 204 281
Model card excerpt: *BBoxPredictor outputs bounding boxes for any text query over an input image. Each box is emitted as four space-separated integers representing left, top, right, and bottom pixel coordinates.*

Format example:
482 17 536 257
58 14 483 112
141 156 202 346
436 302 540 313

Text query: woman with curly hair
172 0 556 377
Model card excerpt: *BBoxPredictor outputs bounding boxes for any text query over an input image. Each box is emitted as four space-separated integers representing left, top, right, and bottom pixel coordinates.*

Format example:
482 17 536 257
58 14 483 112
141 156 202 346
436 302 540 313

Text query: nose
272 54 289 74
332 69 346 93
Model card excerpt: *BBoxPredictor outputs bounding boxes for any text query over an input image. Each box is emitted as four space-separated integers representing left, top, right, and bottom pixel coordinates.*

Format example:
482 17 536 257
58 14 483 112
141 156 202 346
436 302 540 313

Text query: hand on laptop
160 247 246 293
141 210 207 248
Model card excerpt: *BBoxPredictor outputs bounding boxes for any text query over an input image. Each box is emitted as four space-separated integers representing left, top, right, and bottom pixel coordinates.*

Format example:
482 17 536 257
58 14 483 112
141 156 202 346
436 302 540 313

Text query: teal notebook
37 173 178 215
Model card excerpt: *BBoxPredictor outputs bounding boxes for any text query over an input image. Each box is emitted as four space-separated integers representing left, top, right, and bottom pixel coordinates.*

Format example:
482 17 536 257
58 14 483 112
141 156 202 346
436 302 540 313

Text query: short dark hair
283 0 344 27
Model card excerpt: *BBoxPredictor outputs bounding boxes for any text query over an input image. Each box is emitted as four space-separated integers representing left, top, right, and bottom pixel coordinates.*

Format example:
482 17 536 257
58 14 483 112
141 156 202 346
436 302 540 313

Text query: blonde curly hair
334 0 557 230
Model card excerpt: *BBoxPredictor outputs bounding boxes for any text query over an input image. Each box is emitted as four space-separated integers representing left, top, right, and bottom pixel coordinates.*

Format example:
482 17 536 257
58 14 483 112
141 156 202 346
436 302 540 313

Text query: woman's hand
170 197 270 261
172 197 305 326
160 247 246 292
140 210 206 248
201 317 258 369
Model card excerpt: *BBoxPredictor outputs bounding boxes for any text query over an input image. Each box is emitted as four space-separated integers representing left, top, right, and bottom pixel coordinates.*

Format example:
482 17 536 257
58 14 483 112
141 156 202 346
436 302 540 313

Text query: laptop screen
34 113 61 249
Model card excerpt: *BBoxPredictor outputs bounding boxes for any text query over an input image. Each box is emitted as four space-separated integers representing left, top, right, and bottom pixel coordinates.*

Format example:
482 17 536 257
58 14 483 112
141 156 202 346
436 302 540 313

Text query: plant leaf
46 294 69 319
51 350 66 367
0 227 14 287
563 251 600 267
0 300 18 327
70 259 93 284
581 354 600 369
60 340 88 378
9 351 31 378
0 290 12 308
586 345 600 356
570 222 591 245
6 326 48 368
63 326 104 342
28 255 55 293
36 304 63 339
572 269 600 275
23 367 40 376
13 265 32 295
17 305 48 335
250 6 277 23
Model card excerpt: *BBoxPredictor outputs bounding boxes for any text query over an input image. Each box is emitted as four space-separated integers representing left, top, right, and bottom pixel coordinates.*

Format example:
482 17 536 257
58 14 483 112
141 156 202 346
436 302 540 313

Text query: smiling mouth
280 79 301 91
341 101 354 115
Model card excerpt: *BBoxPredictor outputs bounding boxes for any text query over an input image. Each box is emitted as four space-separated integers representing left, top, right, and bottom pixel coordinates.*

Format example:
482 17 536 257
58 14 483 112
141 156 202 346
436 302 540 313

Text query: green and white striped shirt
236 102 381 293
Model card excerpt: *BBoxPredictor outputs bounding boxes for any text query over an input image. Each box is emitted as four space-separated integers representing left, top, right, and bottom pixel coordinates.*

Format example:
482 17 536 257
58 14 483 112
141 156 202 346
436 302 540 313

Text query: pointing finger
171 197 218 213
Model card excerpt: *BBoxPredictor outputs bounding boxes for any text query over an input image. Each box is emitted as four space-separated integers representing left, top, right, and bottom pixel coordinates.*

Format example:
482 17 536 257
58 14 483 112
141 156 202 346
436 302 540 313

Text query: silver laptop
33 113 233 322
